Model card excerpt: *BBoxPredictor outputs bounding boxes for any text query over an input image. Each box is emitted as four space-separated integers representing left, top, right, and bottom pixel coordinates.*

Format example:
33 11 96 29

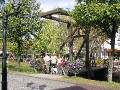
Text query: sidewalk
11 72 63 80
27 73 63 80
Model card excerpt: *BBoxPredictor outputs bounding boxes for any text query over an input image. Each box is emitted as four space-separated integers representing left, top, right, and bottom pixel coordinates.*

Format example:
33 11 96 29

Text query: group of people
43 53 66 75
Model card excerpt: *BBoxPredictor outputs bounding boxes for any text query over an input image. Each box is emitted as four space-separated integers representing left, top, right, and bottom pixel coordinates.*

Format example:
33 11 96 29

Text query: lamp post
0 0 21 89
2 11 8 90
0 0 8 90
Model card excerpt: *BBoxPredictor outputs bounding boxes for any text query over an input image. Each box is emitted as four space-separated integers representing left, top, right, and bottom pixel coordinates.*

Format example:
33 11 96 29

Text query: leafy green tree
72 3 102 78
33 20 67 54
72 0 120 81
76 0 120 4
1 0 42 66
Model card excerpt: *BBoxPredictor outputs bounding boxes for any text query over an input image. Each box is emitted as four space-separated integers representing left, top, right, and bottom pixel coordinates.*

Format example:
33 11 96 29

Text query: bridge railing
91 59 120 68
91 59 109 67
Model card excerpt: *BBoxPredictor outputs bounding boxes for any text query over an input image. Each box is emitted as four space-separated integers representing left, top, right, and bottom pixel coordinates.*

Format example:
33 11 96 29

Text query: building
101 29 120 60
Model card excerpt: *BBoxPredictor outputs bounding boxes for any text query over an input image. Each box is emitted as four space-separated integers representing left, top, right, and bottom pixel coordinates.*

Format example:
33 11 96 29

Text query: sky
37 0 76 11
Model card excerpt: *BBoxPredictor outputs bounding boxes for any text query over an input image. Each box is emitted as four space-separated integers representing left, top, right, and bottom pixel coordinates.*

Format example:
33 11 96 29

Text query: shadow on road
27 82 46 90
39 85 46 90
54 86 87 90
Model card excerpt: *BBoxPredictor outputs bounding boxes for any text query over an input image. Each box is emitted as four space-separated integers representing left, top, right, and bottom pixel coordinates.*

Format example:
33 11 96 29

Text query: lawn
0 61 38 74
64 76 120 89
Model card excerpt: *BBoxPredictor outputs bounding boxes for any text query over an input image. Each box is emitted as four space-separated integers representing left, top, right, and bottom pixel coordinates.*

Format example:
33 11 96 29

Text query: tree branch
42 15 71 23
40 8 69 17
75 38 86 60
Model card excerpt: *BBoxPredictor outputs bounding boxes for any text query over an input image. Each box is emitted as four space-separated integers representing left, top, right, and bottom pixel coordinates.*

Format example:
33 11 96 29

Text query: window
118 43 120 46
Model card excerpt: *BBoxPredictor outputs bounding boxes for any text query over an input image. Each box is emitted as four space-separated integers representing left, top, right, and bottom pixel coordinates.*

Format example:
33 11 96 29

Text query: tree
98 5 120 82
72 0 120 81
1 0 42 66
72 3 102 78
76 0 120 4
33 20 67 54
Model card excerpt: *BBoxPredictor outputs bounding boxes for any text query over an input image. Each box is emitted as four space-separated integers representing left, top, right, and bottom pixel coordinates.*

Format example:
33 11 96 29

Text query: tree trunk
108 37 115 82
67 23 73 61
85 28 93 78
17 40 22 70
68 39 73 61
75 38 86 60
107 21 117 82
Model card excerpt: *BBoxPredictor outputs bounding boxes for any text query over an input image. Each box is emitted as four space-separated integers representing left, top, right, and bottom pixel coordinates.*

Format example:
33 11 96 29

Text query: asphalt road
0 73 119 90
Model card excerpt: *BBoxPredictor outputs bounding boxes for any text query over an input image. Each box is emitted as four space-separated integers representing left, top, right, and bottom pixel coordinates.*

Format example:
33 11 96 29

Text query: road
0 73 119 90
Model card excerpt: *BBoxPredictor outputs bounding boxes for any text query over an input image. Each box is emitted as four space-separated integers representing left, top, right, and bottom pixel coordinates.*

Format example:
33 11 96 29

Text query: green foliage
72 2 120 28
72 3 107 26
1 0 42 55
72 1 120 43
33 20 67 53
76 0 120 4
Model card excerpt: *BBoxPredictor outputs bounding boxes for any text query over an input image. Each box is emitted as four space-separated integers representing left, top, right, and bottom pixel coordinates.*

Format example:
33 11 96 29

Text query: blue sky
37 0 76 11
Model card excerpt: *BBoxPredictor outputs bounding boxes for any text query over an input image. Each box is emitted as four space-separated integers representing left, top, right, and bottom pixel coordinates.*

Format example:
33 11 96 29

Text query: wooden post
67 23 73 61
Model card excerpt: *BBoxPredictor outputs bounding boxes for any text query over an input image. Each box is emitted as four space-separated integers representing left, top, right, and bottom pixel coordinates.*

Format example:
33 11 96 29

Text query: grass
0 61 38 74
64 76 120 89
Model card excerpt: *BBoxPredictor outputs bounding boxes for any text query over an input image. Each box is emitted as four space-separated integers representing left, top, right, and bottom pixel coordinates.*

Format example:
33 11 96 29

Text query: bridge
79 59 120 81
66 59 120 75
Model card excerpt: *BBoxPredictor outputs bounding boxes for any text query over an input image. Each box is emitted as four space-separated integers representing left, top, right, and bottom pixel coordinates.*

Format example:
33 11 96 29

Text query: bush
29 58 44 72
65 59 85 76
